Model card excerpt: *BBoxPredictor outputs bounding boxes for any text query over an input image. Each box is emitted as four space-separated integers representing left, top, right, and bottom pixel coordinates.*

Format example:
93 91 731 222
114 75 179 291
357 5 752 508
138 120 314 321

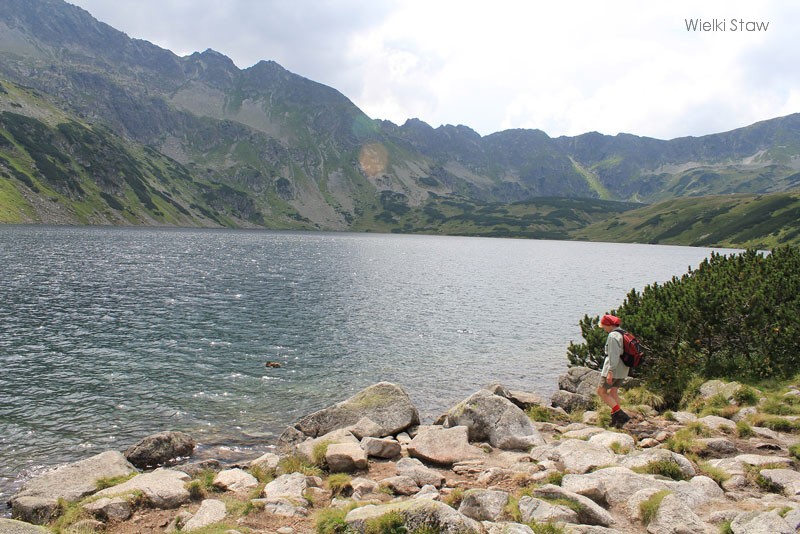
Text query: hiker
596 314 631 428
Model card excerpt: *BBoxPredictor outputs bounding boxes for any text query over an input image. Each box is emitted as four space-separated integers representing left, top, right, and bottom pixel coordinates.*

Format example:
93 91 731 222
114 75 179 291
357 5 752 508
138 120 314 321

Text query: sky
66 0 800 141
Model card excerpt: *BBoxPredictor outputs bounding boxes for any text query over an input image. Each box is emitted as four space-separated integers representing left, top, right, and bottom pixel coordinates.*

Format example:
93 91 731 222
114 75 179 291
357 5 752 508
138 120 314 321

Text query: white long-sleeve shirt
601 330 629 379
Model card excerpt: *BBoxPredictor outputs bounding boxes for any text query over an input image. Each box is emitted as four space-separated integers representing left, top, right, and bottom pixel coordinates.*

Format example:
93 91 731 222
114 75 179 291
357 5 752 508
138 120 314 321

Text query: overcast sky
67 0 800 140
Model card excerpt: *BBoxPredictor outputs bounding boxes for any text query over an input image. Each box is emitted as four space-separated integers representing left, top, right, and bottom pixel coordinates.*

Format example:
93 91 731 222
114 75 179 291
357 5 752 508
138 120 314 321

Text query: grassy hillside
575 191 800 248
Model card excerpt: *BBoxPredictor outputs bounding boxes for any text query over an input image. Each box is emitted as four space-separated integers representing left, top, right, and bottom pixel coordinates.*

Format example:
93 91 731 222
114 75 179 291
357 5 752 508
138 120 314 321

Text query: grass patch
528 522 566 534
365 511 407 534
761 397 800 415
736 420 754 438
248 463 276 484
504 495 522 523
49 498 92 533
744 463 785 493
527 405 555 422
631 460 687 481
697 461 731 486
624 387 666 410
278 453 324 476
312 440 333 469
640 490 671 526
664 425 709 455
789 444 800 460
442 487 464 509
95 473 136 490
315 507 351 534
751 415 800 433
327 473 353 497
733 386 760 406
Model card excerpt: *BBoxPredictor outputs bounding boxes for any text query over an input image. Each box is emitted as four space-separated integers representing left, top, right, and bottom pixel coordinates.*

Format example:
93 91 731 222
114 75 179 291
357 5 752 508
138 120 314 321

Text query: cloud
67 0 800 140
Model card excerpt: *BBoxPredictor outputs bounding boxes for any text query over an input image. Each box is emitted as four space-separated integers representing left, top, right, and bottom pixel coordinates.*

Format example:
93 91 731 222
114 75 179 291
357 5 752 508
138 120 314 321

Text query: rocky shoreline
4 370 800 533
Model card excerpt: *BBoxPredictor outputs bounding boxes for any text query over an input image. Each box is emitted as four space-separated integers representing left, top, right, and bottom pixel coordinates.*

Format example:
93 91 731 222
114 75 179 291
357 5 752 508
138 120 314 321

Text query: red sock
612 405 620 413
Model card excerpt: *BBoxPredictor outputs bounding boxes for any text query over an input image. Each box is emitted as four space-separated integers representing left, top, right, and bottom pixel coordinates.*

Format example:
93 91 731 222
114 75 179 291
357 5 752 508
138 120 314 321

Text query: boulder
0 518 51 533
558 367 603 396
326 442 368 473
550 390 595 413
587 431 635 451
345 499 483 533
360 436 402 459
555 439 618 474
408 425 484 465
645 493 709 534
248 452 281 471
123 431 195 469
83 496 133 522
396 457 447 488
696 415 737 432
180 499 227 532
10 450 137 524
698 379 744 401
517 496 578 524
445 389 544 450
760 468 800 496
282 382 420 440
348 417 384 439
296 428 359 462
530 484 613 527
213 468 259 492
458 488 511 522
262 472 309 502
379 475 420 496
95 468 190 509
730 510 795 534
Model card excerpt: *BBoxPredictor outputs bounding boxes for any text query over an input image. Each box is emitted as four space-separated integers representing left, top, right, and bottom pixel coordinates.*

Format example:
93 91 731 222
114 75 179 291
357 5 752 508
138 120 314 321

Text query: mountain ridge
1 0 799 247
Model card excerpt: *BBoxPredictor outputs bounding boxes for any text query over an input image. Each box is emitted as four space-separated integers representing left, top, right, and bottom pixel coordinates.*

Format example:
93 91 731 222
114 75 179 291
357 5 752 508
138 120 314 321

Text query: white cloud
67 0 800 140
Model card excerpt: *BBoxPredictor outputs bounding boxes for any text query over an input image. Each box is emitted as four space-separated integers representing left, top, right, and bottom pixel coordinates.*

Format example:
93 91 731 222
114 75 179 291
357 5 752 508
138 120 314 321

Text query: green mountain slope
1 0 800 249
574 191 800 248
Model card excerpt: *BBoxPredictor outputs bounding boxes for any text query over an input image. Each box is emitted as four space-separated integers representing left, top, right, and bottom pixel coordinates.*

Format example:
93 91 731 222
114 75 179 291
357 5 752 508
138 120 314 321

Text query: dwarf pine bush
567 247 800 407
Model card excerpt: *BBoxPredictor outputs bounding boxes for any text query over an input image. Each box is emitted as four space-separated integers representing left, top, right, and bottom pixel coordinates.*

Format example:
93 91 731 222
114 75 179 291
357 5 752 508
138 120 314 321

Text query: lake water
0 225 738 504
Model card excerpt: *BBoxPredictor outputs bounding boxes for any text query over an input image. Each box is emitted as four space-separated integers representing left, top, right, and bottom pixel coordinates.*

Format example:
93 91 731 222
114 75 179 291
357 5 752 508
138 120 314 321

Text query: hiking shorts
600 378 625 391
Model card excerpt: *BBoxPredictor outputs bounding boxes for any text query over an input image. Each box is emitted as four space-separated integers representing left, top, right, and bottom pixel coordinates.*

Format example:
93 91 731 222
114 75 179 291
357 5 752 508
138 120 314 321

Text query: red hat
600 314 621 326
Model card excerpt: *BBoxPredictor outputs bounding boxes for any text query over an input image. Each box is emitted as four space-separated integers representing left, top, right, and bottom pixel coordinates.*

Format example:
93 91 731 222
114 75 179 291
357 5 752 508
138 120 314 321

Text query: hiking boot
613 409 631 428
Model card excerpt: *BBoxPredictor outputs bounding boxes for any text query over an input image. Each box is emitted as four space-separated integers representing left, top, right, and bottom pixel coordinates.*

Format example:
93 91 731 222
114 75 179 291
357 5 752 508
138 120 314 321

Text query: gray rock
124 431 195 469
646 493 709 534
83 496 133 522
531 484 613 527
0 519 50 533
445 389 544 450
730 510 794 534
760 468 800 496
283 382 420 440
10 450 137 524
182 499 227 532
345 499 483 533
379 475 420 496
698 379 743 401
360 436 402 459
326 442 368 473
248 452 281 471
517 496 579 524
550 390 595 413
556 439 618 474
408 425 484 466
213 468 259 492
588 431 635 451
295 428 359 463
396 457 446 488
458 488 511 521
95 468 191 509
348 417 384 439
695 437 737 456
262 472 309 502
483 521 535 534
696 415 736 432
253 497 309 517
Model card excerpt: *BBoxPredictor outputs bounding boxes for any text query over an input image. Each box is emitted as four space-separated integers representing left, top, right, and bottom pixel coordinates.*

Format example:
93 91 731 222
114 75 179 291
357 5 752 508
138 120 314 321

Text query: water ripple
0 226 738 503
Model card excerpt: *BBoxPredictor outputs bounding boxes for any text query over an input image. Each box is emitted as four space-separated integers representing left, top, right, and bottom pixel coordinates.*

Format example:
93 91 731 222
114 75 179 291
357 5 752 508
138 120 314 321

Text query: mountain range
1 0 799 247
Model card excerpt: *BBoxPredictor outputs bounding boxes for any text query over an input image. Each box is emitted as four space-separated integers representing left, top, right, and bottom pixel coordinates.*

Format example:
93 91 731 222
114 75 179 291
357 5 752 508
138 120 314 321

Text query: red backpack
616 328 644 367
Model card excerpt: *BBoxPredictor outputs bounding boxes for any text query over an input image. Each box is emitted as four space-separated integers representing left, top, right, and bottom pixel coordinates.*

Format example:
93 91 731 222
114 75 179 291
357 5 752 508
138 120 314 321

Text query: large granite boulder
280 382 420 443
444 389 544 450
345 499 483 533
407 425 484 466
124 431 195 469
10 450 137 524
95 468 191 509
